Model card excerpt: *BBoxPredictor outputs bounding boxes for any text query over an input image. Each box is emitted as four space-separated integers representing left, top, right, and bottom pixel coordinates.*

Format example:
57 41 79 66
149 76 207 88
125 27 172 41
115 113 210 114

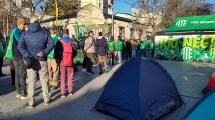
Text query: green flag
5 29 17 59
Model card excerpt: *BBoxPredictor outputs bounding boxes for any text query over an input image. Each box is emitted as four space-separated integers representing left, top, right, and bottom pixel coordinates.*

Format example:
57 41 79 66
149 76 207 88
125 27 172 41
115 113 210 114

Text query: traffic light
58 8 60 13
58 8 60 17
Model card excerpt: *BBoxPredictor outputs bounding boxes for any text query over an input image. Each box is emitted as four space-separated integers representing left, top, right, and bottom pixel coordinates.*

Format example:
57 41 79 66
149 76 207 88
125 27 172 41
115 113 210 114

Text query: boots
98 63 103 75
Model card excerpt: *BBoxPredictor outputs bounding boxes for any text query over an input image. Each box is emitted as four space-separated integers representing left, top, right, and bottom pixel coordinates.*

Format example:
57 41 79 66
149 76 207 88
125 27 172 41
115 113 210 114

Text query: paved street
0 60 215 120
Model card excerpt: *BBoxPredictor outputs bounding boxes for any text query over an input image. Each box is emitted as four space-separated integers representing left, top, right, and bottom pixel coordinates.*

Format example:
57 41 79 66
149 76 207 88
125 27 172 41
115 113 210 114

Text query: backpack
59 39 74 66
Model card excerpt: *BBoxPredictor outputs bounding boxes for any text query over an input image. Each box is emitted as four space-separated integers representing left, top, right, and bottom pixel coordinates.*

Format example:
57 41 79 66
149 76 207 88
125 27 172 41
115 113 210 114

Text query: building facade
41 1 145 41
80 0 113 14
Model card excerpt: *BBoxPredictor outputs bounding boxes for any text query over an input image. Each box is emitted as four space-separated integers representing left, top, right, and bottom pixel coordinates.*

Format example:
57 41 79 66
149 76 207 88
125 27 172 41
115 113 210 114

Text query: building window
119 27 125 39
130 29 134 39
99 0 102 8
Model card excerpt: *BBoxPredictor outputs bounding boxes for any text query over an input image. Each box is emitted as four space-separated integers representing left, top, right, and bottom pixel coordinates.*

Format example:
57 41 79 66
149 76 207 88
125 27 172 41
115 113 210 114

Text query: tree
124 0 214 39
161 0 214 28
45 0 80 16
129 0 167 39
0 0 46 34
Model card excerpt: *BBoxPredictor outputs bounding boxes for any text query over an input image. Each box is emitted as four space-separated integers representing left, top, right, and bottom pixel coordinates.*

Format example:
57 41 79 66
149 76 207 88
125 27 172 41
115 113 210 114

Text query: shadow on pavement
0 64 119 120
1 60 214 120
0 76 15 95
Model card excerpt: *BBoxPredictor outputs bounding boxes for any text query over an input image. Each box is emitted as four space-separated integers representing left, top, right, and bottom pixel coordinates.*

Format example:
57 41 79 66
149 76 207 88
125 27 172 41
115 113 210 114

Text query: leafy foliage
45 0 80 16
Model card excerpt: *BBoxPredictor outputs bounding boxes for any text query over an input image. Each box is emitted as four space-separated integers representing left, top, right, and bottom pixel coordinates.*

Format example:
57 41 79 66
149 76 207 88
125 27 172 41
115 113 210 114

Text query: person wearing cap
18 16 54 108
47 25 61 91
5 18 27 99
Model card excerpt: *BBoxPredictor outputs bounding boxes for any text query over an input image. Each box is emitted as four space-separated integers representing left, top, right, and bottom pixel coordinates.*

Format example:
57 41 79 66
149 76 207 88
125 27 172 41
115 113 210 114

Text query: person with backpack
47 25 61 91
18 16 54 108
5 18 27 99
107 36 115 65
116 36 123 64
95 32 108 74
54 28 75 98
84 31 95 74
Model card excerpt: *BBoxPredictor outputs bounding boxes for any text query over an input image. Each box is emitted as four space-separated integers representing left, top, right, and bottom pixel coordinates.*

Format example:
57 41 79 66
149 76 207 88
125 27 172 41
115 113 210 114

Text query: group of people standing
0 16 153 108
80 31 152 74
1 17 78 108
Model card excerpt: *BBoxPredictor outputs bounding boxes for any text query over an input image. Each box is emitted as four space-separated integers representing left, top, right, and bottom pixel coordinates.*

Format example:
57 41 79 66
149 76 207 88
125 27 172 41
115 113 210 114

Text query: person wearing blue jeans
116 36 123 64
117 51 122 63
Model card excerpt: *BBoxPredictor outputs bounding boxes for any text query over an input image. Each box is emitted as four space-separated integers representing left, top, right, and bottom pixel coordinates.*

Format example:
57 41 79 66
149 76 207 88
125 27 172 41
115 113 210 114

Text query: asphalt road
0 60 214 120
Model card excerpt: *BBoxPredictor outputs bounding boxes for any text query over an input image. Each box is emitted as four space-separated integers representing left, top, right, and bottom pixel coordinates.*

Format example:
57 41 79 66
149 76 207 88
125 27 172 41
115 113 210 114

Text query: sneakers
61 94 66 98
26 103 34 109
87 71 95 75
20 92 27 100
69 92 73 96
82 68 87 72
16 93 21 98
50 86 57 91
98 71 103 75
44 99 52 105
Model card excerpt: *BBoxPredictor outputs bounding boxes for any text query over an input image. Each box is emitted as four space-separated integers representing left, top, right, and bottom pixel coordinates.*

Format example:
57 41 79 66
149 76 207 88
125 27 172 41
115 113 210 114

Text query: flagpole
111 0 114 37
55 0 59 26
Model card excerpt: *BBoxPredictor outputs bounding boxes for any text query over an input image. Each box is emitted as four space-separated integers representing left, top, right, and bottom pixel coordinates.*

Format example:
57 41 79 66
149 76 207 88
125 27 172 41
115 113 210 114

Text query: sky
114 0 135 14
113 0 215 15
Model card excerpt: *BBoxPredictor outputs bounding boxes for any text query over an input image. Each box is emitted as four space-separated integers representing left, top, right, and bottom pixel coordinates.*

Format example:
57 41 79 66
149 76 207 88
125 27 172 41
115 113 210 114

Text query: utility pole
111 0 114 37
6 15 9 36
55 0 59 26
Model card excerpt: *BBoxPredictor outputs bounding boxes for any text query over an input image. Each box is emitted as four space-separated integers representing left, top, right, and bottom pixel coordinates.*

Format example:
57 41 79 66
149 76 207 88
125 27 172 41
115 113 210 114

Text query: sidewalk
0 62 119 120
0 60 215 120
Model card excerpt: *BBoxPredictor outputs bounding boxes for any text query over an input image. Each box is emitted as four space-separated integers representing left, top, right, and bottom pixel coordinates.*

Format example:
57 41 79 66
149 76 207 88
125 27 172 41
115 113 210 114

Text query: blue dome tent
184 89 215 120
94 57 183 120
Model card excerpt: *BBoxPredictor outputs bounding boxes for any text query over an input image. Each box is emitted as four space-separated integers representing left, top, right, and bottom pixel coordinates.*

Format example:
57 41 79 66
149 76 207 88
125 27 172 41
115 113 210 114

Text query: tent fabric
162 14 215 32
201 72 215 94
94 57 183 120
184 89 215 120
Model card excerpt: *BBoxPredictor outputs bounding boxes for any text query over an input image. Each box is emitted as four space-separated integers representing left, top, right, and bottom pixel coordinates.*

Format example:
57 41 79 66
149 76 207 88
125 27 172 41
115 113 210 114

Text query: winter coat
95 36 108 56
18 22 54 61
84 36 95 53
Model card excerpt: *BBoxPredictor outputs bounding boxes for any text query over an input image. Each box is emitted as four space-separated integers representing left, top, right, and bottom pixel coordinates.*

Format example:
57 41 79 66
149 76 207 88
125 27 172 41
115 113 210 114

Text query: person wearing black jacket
18 17 54 108
125 39 132 59
95 32 108 74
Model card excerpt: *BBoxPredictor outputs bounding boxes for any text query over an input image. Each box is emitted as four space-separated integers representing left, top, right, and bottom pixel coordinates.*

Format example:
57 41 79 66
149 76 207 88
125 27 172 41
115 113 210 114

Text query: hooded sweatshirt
95 36 107 56
12 27 23 57
18 22 54 61
54 35 74 64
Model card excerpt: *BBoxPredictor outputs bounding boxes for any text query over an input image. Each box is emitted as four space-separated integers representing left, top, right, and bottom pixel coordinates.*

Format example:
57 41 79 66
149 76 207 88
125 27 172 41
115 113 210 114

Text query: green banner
162 15 215 32
154 35 215 62
74 24 112 39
